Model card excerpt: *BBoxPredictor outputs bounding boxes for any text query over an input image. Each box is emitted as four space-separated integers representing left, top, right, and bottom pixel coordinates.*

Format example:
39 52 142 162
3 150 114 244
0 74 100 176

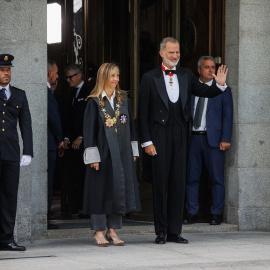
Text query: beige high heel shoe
94 233 109 247
106 232 124 246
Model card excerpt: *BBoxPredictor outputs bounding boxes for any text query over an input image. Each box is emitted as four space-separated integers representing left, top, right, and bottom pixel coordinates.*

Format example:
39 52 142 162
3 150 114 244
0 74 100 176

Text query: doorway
47 0 226 225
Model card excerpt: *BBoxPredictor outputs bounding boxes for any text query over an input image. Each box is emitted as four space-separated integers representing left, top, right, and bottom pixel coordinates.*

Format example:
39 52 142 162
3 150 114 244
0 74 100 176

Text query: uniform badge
120 114 127 124
4 56 8 61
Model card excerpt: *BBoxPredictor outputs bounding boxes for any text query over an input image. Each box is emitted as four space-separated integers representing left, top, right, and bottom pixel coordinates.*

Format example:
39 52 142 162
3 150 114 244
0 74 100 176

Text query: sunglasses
65 73 78 80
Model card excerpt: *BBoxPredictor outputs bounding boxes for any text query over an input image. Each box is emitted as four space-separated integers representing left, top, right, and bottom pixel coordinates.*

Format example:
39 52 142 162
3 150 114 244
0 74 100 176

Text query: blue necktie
1 88 7 100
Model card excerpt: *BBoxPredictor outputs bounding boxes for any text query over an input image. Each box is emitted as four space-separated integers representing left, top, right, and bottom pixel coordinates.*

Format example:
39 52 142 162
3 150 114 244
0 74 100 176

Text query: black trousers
0 159 20 244
151 120 187 235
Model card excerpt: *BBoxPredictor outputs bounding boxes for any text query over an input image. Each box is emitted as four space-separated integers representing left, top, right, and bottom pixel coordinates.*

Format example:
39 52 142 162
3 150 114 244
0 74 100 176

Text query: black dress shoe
167 234 189 244
183 214 198 225
210 214 221 225
47 221 59 230
0 242 26 251
155 232 166 244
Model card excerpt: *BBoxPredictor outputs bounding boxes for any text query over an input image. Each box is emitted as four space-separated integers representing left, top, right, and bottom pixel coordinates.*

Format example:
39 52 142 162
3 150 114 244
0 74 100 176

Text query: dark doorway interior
47 0 226 225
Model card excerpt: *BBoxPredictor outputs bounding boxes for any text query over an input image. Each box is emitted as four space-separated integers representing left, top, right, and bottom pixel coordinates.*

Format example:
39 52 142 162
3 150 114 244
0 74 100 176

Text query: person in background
47 60 64 229
83 63 140 247
0 54 33 251
183 56 233 225
63 64 93 218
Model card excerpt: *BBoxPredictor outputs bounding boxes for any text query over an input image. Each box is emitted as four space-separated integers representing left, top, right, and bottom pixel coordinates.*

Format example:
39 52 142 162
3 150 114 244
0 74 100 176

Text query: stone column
0 0 47 241
225 0 270 230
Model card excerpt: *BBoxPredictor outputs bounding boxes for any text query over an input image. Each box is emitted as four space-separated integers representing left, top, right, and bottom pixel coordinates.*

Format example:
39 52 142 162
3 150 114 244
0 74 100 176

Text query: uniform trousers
151 120 187 235
48 149 57 214
186 134 225 215
0 159 20 244
91 214 122 231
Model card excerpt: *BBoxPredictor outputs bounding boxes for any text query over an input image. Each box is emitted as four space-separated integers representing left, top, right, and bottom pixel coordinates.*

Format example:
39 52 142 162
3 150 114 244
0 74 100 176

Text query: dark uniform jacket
0 85 33 161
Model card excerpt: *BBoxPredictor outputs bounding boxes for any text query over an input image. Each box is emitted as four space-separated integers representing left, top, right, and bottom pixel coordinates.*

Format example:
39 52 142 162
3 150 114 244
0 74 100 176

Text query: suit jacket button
4 103 6 106
2 129 5 131
16 106 19 108
162 119 165 122
2 112 5 114
160 110 162 113
2 120 5 123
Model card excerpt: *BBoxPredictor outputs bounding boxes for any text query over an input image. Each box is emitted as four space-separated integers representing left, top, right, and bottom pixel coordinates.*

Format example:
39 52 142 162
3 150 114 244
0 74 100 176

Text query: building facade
0 0 269 242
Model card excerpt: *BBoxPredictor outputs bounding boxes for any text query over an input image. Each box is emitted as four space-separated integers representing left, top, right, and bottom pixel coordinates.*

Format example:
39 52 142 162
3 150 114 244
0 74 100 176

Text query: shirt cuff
83 147 101 164
131 141 139 157
141 141 153 148
216 83 227 92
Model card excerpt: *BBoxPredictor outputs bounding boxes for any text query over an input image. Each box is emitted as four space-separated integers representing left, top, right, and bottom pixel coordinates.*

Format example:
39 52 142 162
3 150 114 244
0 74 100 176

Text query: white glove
20 155 32 166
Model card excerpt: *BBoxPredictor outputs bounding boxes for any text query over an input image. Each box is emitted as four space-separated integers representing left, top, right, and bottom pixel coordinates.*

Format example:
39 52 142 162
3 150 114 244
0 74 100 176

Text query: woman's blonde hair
87 63 125 105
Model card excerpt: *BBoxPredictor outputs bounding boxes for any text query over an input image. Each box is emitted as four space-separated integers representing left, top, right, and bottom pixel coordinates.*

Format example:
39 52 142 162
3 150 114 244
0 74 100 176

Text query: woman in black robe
83 63 141 246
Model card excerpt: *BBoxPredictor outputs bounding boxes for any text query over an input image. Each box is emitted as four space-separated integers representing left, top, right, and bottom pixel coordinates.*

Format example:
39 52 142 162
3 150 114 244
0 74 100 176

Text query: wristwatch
78 136 83 140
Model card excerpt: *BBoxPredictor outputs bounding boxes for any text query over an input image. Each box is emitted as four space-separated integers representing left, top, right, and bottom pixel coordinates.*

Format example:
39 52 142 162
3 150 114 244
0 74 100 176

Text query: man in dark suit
184 56 233 225
138 37 228 244
0 54 33 251
63 64 92 217
47 60 64 229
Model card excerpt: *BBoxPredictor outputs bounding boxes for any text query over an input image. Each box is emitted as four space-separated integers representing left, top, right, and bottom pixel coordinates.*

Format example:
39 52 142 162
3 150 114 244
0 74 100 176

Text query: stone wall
0 0 48 241
225 0 270 230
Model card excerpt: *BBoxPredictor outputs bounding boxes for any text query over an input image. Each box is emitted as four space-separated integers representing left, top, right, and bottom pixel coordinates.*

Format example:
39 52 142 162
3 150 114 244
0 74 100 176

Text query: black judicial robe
83 94 141 216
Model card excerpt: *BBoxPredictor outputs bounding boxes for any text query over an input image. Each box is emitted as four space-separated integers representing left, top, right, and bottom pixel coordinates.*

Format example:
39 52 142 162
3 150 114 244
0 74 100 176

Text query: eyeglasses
65 73 78 80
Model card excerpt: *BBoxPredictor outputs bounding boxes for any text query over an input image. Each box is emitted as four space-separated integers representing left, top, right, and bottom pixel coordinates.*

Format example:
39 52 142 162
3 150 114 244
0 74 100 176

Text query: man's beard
163 54 179 67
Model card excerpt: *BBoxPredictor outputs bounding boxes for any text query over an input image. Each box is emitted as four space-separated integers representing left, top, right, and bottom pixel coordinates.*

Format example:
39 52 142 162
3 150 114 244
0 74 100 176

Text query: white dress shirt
102 90 116 109
161 65 179 103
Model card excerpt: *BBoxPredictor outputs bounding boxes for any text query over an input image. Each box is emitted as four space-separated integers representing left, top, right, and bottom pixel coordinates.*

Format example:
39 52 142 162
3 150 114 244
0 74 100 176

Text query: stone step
46 220 238 239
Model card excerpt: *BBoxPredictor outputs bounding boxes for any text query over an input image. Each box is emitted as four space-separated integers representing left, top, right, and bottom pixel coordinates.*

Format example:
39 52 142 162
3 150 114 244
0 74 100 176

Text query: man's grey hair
197 56 215 68
47 60 57 72
160 37 179 51
64 64 84 79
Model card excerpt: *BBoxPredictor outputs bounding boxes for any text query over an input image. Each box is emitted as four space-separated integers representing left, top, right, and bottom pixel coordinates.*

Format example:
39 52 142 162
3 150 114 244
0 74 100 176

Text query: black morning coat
82 93 141 216
0 86 33 161
138 65 224 144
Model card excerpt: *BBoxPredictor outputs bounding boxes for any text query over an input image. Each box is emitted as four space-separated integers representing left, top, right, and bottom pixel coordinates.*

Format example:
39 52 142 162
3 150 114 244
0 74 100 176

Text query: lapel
191 95 195 117
77 82 85 100
176 67 188 109
153 66 169 110
206 79 215 112
7 85 16 103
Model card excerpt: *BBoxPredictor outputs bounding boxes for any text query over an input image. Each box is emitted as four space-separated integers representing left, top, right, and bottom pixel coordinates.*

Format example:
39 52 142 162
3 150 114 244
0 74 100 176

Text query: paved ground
0 230 270 270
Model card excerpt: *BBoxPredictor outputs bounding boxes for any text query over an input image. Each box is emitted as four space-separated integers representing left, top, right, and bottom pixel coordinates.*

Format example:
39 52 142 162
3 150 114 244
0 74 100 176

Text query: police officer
0 54 33 251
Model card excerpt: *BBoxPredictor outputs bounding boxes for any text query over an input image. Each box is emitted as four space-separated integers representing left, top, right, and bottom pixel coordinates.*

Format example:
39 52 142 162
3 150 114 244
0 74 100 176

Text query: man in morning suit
63 64 93 217
183 56 233 225
0 54 33 251
47 60 64 229
138 37 228 244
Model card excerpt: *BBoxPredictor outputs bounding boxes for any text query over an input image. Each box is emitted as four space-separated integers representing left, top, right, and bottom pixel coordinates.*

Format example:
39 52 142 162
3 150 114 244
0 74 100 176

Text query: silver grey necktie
193 97 205 129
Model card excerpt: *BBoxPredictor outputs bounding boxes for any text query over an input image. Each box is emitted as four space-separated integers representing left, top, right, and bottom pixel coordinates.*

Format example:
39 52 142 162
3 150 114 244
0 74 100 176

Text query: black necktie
72 87 79 104
165 70 176 75
1 88 7 100
193 97 205 129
